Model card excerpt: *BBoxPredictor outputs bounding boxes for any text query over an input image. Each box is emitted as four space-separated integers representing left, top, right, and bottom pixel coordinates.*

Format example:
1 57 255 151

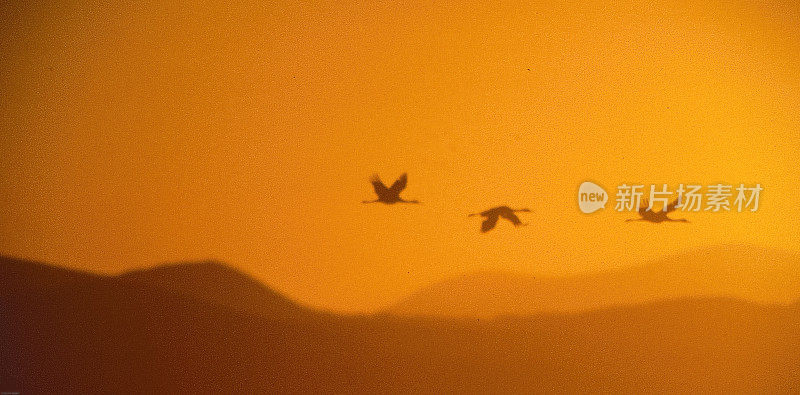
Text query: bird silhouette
625 198 689 223
362 173 420 204
468 206 530 233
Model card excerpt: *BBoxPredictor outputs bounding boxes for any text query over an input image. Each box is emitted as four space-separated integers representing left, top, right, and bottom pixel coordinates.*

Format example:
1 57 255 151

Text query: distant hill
389 245 800 318
2 255 799 393
117 261 304 318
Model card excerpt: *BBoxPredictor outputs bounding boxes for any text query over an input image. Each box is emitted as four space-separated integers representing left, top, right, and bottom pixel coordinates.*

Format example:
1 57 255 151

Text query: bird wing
481 215 499 233
389 173 408 194
370 174 390 197
664 197 681 213
498 210 523 225
638 199 649 217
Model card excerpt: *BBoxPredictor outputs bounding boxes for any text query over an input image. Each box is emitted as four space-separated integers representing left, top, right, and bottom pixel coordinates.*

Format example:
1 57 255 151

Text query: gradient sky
1 0 799 312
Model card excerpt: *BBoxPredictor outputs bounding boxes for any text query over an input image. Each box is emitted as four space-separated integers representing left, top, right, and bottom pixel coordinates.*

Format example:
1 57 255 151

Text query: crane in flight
362 173 420 204
468 206 530 233
625 198 689 223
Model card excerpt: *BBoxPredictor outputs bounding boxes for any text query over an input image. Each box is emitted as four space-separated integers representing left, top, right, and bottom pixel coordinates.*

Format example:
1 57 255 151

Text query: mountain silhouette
389 245 800 318
3 255 799 393
117 261 304 318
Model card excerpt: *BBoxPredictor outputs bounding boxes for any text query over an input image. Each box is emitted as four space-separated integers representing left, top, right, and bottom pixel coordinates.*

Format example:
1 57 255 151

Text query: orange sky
1 0 799 312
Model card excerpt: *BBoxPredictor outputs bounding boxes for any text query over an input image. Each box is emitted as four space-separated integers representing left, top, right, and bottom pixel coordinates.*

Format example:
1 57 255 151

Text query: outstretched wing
480 215 499 233
370 174 390 198
638 199 649 217
664 197 681 213
498 210 523 226
389 173 408 194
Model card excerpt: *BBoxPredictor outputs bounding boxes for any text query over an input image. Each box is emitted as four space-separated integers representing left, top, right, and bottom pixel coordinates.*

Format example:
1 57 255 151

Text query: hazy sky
1 0 799 312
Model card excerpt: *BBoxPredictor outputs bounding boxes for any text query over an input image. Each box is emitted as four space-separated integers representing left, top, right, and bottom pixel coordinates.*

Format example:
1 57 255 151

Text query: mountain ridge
117 259 305 317
3 255 800 393
389 245 800 318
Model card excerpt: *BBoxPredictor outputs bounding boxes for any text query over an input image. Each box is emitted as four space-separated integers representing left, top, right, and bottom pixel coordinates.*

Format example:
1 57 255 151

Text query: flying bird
625 198 689 223
362 173 420 204
468 206 530 233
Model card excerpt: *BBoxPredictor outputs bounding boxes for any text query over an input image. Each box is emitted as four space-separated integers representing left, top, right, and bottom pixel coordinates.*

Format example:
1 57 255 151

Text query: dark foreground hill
2 256 799 393
390 245 800 318
117 260 305 318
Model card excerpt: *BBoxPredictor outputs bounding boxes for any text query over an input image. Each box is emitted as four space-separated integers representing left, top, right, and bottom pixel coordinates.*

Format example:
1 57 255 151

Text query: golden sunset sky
1 0 798 312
